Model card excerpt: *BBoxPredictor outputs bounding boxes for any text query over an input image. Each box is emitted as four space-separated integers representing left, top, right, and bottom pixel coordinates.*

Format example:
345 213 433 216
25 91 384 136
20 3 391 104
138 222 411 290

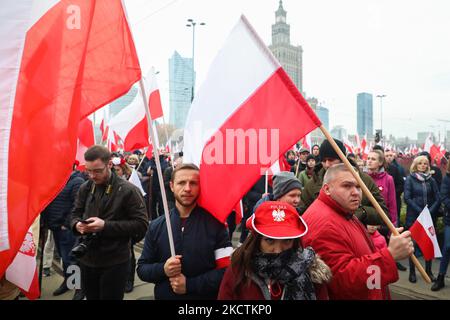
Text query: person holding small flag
302 164 414 299
404 155 441 283
431 161 450 291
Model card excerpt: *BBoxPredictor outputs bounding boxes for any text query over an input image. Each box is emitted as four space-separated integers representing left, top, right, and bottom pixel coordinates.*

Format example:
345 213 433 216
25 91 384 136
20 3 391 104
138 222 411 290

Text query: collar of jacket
317 189 353 220
172 204 199 219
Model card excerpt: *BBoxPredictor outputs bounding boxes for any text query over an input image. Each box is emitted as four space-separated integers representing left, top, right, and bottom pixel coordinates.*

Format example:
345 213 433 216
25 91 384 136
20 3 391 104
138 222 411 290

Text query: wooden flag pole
136 147 147 172
139 80 176 257
122 2 175 256
295 155 301 178
319 125 431 284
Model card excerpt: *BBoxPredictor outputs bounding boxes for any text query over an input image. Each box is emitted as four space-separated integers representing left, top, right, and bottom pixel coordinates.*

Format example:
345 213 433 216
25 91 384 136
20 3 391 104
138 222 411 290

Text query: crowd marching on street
2 140 450 301
2 1 450 304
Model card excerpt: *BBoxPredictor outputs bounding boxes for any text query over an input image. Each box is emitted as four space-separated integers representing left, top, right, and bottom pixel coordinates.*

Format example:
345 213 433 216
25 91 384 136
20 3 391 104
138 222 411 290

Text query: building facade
169 51 195 129
331 125 347 141
316 105 329 131
357 92 373 138
268 0 303 94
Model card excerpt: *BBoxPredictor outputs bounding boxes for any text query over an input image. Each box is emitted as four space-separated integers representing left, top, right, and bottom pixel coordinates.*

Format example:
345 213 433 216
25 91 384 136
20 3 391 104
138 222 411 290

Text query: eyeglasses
86 166 107 176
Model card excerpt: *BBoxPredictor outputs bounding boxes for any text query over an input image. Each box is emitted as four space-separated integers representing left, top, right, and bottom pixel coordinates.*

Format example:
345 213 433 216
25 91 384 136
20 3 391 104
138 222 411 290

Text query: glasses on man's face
86 166 107 176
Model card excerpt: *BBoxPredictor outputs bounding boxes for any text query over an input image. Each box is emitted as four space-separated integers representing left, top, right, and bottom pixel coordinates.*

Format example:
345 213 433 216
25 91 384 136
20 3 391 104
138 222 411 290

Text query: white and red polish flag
5 228 39 300
343 136 354 154
410 206 442 260
300 133 312 152
75 116 95 170
100 119 109 143
147 68 164 120
108 71 162 152
107 85 149 151
424 133 434 153
0 0 141 277
183 16 321 223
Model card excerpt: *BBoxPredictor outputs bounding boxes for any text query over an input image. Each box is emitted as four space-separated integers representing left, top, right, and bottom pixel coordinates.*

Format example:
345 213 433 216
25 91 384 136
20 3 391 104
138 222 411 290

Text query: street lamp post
186 19 205 102
376 94 386 140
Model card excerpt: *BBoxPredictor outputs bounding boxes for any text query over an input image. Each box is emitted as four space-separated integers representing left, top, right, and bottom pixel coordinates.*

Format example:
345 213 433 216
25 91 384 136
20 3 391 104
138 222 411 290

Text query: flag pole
265 171 268 194
121 1 175 256
295 156 301 178
138 80 176 257
136 147 147 171
319 125 431 284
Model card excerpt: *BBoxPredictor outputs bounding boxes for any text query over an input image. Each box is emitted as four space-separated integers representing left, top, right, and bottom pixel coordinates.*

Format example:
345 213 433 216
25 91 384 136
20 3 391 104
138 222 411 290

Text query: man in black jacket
137 163 232 299
70 146 148 300
41 165 85 297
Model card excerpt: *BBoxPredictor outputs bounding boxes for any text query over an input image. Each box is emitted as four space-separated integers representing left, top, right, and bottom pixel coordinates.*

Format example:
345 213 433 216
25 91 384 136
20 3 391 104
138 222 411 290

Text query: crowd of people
2 137 450 301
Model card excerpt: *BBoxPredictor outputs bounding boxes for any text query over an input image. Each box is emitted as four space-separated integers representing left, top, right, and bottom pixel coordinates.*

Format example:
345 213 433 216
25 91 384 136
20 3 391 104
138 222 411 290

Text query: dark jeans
52 227 76 276
127 241 136 284
439 226 450 275
151 190 163 220
81 261 129 300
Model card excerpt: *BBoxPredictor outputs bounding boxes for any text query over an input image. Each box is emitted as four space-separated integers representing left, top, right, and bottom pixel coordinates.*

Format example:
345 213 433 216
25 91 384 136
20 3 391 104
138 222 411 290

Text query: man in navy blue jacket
137 163 232 299
41 164 85 297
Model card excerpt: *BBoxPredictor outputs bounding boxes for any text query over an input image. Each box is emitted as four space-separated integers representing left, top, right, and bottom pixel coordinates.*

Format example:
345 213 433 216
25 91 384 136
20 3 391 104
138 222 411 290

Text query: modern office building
169 51 195 129
357 92 373 138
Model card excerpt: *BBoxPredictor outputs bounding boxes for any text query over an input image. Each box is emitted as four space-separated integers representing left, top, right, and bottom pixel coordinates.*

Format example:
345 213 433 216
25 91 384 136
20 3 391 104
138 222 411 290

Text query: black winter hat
319 139 346 162
306 154 316 162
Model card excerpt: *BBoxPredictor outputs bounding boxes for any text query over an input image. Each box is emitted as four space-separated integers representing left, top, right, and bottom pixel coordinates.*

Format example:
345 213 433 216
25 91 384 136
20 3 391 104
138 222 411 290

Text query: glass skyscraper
357 92 373 138
169 51 195 129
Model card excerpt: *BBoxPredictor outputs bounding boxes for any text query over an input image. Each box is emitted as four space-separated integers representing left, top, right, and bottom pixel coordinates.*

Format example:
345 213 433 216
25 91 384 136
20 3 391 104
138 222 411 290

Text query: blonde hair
410 155 430 174
127 154 139 164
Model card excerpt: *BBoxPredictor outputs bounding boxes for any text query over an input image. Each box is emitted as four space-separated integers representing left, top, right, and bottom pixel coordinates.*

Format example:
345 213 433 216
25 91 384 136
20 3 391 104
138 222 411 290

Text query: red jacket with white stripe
136 205 232 300
302 190 398 300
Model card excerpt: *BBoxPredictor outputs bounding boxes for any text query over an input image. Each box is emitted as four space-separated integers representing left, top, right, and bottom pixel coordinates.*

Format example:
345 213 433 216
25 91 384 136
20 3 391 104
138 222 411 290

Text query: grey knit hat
272 171 303 200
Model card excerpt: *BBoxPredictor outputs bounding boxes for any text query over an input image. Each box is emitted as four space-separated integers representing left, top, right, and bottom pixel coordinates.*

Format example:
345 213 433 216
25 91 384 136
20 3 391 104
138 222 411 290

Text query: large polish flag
183 16 321 223
410 206 442 260
0 0 141 277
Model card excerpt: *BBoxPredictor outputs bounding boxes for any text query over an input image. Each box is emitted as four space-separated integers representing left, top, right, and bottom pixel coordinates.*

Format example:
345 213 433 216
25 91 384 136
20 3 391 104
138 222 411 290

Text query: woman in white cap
218 201 331 300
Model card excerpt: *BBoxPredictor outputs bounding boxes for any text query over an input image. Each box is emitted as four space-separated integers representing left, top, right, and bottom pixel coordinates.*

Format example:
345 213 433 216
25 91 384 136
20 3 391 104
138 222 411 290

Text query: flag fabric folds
0 0 141 278
410 206 442 261
183 16 321 223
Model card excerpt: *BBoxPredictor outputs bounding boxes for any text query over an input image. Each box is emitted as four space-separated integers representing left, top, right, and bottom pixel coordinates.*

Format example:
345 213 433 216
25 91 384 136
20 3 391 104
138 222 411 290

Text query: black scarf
252 247 316 300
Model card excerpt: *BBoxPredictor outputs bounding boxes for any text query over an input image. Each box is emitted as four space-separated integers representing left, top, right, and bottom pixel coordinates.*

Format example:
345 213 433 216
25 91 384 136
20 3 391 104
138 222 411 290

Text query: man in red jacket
302 163 414 299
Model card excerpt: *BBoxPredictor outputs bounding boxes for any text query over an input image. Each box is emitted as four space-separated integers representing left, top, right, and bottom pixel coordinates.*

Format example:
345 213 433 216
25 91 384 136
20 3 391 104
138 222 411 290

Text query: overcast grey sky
124 0 450 140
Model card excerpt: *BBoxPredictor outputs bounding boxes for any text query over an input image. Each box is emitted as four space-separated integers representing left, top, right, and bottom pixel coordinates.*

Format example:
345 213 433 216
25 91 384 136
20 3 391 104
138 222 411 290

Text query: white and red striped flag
5 228 39 300
410 206 442 260
300 133 312 152
0 0 141 277
108 76 161 152
183 16 321 223
147 68 164 120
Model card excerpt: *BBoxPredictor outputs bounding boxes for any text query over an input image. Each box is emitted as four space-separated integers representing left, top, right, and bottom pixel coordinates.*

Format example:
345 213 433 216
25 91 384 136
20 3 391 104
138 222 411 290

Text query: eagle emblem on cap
272 209 285 222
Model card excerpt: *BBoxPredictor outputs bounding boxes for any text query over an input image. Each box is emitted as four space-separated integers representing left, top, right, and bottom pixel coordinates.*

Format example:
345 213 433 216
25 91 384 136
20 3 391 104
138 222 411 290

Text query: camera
71 233 97 259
